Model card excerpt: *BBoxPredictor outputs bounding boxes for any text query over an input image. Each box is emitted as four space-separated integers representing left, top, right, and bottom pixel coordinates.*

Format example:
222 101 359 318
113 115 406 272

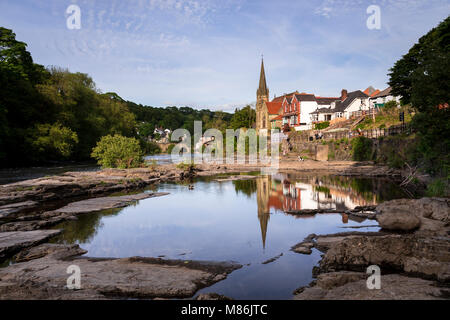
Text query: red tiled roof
370 90 381 97
271 114 283 121
272 91 298 103
266 101 282 114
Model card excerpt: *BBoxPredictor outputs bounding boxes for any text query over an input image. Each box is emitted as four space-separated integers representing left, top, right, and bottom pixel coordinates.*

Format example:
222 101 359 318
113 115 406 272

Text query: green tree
388 16 450 112
230 105 255 129
91 134 144 169
28 123 79 160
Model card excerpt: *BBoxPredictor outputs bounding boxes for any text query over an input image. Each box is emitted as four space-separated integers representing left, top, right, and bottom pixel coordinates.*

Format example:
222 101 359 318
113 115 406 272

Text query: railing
291 124 412 142
350 108 379 119
321 124 411 141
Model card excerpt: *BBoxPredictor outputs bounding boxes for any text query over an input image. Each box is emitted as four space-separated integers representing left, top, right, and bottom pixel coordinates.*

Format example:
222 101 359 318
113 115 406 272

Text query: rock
294 273 448 300
14 243 87 262
291 242 314 255
0 244 242 300
262 253 283 264
0 201 38 218
376 200 421 231
0 230 61 261
376 198 450 234
316 234 450 282
44 192 169 216
314 232 385 252
1 193 170 232
214 175 257 182
196 293 233 300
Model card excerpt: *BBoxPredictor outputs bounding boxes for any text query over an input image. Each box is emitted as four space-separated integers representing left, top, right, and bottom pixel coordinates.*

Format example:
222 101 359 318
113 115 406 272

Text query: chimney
341 89 348 101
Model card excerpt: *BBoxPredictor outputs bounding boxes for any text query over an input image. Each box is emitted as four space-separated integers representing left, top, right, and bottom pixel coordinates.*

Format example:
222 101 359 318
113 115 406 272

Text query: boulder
376 200 421 231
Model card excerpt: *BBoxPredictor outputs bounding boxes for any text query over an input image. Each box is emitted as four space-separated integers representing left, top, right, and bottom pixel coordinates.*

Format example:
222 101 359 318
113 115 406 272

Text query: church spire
257 57 268 98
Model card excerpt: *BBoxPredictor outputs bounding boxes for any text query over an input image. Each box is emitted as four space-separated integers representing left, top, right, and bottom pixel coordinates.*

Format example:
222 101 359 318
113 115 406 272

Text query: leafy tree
388 17 450 177
28 123 79 160
91 134 144 168
230 105 255 129
389 16 450 112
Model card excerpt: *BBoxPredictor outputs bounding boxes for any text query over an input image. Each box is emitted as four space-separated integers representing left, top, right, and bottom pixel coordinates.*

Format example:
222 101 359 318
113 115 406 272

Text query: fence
320 124 411 141
350 108 379 119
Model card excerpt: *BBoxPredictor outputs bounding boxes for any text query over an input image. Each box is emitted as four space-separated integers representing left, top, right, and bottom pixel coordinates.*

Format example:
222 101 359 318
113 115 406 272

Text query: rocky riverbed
0 162 447 300
292 197 450 300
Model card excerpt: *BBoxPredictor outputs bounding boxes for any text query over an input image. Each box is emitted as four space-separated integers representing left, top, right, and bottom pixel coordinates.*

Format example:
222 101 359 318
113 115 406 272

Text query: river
49 172 419 299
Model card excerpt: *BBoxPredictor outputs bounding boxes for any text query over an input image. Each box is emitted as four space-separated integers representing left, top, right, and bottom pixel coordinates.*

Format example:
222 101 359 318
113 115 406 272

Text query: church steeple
257 58 269 98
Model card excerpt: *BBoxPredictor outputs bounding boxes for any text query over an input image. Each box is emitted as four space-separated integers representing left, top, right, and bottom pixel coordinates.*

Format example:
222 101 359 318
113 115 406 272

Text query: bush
426 178 449 197
141 140 161 155
166 143 176 154
384 100 398 110
351 136 373 161
314 121 330 130
91 134 144 168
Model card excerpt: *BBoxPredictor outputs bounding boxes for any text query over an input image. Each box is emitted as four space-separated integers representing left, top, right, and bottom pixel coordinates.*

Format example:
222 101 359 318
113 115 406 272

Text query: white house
369 87 401 108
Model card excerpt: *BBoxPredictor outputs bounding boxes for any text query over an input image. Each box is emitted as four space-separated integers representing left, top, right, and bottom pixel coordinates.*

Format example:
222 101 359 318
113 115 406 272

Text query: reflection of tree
232 179 257 198
51 208 123 244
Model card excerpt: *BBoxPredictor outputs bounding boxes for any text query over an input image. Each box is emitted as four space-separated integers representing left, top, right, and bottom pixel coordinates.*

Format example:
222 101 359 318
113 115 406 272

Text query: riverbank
0 160 447 300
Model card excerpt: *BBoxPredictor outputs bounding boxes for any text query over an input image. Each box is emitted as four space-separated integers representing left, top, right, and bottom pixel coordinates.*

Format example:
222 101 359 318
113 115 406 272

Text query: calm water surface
52 173 416 299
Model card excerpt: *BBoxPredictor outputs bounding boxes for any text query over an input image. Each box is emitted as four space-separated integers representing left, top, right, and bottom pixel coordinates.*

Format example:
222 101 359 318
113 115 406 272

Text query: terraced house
255 60 400 131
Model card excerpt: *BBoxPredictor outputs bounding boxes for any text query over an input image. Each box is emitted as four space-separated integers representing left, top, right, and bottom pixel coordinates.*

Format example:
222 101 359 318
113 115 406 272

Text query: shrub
176 161 196 171
426 178 449 197
314 121 330 130
141 140 161 155
91 134 144 168
384 100 398 110
166 143 176 154
351 136 373 161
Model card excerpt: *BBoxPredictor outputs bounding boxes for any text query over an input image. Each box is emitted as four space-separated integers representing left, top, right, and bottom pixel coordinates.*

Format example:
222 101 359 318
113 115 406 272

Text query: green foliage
29 123 78 159
410 110 450 176
351 136 373 161
389 17 450 112
0 27 138 167
91 135 144 169
127 103 232 135
425 178 449 197
141 140 161 155
314 121 330 130
384 100 398 110
166 144 176 154
176 161 196 171
137 122 154 138
230 105 256 129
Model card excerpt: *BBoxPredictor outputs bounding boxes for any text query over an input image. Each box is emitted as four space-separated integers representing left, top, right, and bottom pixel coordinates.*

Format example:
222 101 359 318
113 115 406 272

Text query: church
255 59 381 132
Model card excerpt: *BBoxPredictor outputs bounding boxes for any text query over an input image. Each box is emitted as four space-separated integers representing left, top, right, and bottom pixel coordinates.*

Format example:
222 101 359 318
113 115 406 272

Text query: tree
28 123 79 160
389 16 450 112
388 17 450 176
230 105 256 129
91 134 144 168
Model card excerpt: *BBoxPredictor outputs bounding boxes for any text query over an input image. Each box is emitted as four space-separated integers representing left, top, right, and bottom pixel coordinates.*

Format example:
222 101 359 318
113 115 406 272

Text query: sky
0 0 449 111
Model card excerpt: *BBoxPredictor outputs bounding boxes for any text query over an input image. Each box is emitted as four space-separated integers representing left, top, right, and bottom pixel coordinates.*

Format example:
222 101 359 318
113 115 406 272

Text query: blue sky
1 0 449 111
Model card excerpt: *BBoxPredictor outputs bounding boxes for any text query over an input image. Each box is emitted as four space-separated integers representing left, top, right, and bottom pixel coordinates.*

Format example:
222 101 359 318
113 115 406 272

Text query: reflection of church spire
256 176 271 250
258 210 269 250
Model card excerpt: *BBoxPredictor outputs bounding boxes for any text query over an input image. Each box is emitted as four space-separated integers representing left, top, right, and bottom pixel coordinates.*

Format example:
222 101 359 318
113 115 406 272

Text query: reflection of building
254 174 379 248
256 176 270 249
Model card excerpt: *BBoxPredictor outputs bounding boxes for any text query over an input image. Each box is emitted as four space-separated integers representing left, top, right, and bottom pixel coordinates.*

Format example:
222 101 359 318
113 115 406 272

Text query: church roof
257 59 269 97
265 101 282 115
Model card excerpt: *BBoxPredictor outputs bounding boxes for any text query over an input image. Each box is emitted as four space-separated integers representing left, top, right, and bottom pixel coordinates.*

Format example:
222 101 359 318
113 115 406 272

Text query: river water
50 172 417 299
